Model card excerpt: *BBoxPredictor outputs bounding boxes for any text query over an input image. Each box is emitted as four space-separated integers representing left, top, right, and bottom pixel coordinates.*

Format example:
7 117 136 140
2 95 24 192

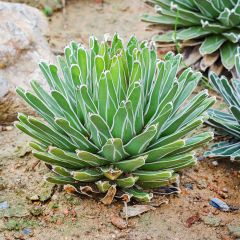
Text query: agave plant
142 0 240 73
16 34 214 203
205 47 240 161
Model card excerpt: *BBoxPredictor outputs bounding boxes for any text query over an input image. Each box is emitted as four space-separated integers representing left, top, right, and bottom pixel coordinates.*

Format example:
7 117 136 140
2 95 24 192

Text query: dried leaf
100 185 117 205
121 204 155 218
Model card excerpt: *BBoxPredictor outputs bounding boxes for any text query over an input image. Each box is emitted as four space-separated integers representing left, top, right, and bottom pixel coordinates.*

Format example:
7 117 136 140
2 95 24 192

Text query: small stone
227 224 240 237
0 201 9 209
212 161 218 166
184 183 193 190
197 179 208 189
29 195 40 201
5 126 13 131
22 228 31 235
30 206 43 216
222 188 228 193
201 215 221 227
111 216 127 230
218 191 228 199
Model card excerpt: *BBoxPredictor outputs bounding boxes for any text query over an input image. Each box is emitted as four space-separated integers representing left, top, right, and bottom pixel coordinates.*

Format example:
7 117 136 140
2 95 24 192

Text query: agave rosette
16 34 214 203
142 0 240 73
205 47 240 161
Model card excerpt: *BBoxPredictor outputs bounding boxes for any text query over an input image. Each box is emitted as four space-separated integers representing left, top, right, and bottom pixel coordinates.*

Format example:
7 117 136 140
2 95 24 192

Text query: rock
212 161 218 166
0 201 9 210
29 195 40 201
111 216 127 230
228 224 240 238
2 0 64 12
184 183 193 190
0 2 54 124
30 205 43 216
29 181 56 203
22 228 32 235
0 203 29 218
201 215 221 227
197 179 208 189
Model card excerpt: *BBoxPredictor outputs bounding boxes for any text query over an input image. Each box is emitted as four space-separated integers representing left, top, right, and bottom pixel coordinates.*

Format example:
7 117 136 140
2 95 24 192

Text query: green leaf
89 114 112 146
55 118 98 152
116 176 139 188
171 132 214 156
100 166 123 180
143 140 185 162
124 125 157 155
133 170 173 182
53 166 72 177
49 147 91 167
141 153 195 170
95 181 111 193
137 174 178 189
78 47 88 84
124 188 153 202
101 138 128 162
199 35 226 55
46 174 76 185
72 169 103 182
220 42 238 70
76 150 110 166
114 156 147 172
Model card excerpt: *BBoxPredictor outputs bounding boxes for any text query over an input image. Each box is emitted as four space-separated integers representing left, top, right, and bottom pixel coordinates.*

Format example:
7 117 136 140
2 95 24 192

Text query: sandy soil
1 127 239 240
1 0 240 240
47 0 157 52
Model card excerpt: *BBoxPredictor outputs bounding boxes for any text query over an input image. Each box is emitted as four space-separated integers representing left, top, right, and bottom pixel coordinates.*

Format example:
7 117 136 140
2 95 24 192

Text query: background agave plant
142 0 240 74
205 47 240 161
16 34 214 203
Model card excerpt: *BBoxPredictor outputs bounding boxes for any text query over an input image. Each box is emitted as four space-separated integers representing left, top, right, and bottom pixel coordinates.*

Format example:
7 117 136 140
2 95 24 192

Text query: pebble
0 201 9 209
227 224 240 237
29 195 40 201
197 180 208 189
201 215 221 227
212 161 218 166
22 228 31 235
30 206 43 216
185 183 193 190
222 188 228 193
111 215 127 230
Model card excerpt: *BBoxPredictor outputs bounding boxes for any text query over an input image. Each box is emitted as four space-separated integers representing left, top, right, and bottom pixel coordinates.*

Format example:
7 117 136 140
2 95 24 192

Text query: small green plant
205 47 240 161
142 0 240 71
16 34 214 203
43 5 53 17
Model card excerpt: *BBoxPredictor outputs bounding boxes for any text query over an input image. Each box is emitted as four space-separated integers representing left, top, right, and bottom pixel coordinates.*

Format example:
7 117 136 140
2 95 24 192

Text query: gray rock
228 224 240 238
1 0 63 12
201 215 221 227
0 1 54 124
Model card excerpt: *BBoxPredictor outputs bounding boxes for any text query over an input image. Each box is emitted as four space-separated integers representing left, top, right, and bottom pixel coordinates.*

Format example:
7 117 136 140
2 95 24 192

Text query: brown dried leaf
121 204 155 218
200 52 219 71
111 215 127 229
100 185 117 205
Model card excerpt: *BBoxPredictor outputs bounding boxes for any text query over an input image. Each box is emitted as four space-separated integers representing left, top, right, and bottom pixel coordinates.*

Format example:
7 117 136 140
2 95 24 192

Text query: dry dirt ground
1 0 240 240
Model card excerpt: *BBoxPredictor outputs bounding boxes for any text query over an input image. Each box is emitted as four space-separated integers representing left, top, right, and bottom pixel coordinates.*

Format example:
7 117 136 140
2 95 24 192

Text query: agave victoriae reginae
205 47 240 161
142 0 240 73
16 34 215 203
